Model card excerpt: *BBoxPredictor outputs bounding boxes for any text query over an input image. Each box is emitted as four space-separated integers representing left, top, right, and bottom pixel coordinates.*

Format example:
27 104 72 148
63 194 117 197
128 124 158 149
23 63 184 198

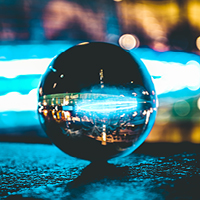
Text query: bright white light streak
77 100 137 113
0 89 38 112
185 61 200 91
0 58 200 98
142 59 200 95
0 58 51 78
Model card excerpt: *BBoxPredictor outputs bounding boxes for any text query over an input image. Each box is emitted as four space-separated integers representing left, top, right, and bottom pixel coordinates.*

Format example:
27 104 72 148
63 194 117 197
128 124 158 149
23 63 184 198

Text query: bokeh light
174 100 190 117
197 97 200 110
196 36 200 51
119 34 139 50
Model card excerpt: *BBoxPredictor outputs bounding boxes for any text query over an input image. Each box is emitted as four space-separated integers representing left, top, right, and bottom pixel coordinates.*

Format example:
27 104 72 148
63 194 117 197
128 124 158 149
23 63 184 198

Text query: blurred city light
173 100 190 117
0 89 37 112
0 46 200 113
1 0 200 143
0 59 49 78
142 59 200 95
197 97 200 110
119 34 139 50
196 36 200 50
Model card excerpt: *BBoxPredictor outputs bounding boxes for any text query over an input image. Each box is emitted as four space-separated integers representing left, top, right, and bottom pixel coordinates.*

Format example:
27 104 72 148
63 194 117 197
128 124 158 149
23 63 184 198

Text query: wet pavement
0 142 200 200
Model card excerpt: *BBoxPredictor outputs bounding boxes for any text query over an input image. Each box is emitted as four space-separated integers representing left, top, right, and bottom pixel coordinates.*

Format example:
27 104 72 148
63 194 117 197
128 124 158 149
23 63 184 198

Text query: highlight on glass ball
37 42 157 162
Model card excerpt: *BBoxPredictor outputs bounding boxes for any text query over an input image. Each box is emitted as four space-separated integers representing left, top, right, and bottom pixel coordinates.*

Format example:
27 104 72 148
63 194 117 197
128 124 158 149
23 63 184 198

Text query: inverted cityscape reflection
38 42 157 161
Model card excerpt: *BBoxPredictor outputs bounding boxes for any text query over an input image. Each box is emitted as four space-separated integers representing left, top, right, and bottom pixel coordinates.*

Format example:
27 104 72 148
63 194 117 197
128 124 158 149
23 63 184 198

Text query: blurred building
1 0 200 143
1 0 200 52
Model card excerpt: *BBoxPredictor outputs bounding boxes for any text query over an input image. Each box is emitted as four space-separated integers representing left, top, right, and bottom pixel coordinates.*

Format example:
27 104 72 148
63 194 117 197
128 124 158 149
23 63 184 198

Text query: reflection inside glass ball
38 42 157 161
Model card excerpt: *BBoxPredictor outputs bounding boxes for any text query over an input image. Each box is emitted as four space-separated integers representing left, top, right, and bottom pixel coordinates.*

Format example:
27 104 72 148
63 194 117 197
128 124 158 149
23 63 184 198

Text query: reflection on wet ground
0 142 199 200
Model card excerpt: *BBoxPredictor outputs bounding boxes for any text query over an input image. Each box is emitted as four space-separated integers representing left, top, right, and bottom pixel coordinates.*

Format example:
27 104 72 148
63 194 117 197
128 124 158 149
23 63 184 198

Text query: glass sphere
38 42 157 161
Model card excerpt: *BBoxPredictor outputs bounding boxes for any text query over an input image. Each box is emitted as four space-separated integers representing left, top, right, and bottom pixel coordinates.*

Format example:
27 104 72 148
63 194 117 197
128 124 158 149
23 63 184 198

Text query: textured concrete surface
0 142 200 200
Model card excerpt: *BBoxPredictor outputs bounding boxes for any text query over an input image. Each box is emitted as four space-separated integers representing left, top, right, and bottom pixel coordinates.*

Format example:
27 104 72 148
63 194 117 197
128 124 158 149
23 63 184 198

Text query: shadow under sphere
38 42 157 162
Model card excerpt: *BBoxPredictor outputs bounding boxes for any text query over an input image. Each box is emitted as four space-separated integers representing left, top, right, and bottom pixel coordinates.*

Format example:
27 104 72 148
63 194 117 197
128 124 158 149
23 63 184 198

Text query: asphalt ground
0 142 200 200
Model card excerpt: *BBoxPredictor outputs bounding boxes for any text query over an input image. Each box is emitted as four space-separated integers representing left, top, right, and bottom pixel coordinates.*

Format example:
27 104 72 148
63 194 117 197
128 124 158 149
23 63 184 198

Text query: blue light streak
1 44 200 114
76 99 137 113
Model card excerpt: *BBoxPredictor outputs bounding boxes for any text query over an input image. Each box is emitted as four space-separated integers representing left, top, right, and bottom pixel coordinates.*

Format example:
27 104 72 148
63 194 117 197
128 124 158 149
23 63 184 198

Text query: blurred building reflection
38 91 154 146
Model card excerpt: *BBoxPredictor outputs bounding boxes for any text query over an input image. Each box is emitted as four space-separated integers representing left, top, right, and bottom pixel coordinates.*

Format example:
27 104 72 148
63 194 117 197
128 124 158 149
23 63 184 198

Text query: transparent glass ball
38 42 157 161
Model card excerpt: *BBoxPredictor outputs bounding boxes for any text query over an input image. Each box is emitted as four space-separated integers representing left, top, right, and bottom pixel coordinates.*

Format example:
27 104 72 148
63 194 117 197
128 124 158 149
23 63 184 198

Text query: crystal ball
38 42 157 161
